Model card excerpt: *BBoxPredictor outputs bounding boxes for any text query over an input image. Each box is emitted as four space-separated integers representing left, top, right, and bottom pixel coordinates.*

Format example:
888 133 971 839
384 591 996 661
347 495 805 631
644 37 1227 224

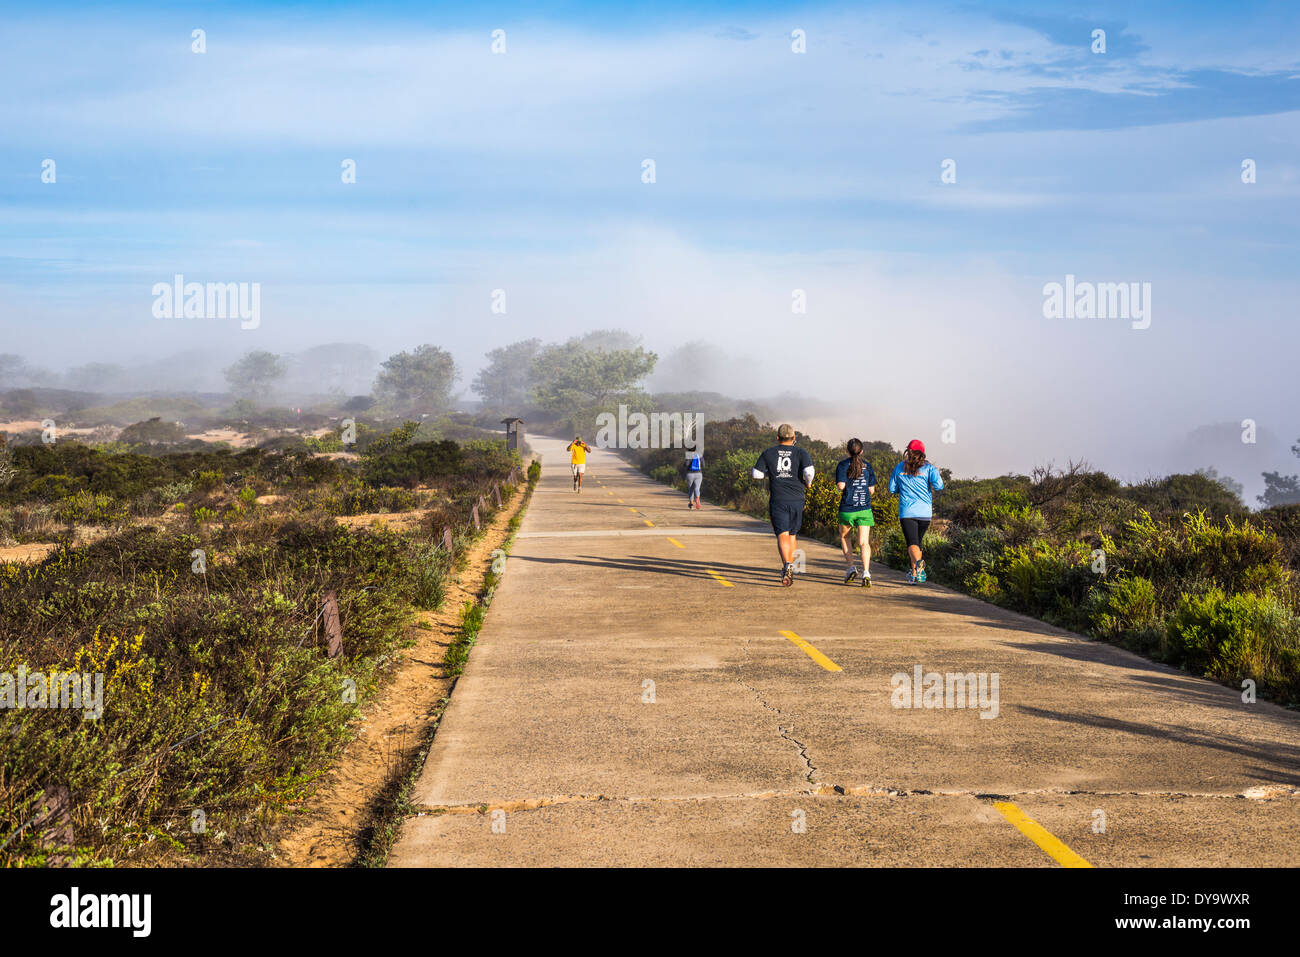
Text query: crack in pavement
735 632 818 784
410 783 1300 816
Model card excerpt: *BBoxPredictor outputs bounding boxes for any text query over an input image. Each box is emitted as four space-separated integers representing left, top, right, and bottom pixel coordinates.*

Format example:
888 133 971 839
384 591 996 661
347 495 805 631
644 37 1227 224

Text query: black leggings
900 517 930 549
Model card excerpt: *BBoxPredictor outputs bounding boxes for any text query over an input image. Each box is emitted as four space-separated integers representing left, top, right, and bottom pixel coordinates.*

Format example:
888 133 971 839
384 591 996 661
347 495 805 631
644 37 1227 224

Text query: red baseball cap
906 439 926 453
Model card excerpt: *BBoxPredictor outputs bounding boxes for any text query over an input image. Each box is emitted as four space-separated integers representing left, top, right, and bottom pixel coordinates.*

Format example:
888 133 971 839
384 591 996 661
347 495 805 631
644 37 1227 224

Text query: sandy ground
0 419 100 438
185 429 255 447
0 542 58 563
0 419 45 433
333 510 430 533
273 483 532 867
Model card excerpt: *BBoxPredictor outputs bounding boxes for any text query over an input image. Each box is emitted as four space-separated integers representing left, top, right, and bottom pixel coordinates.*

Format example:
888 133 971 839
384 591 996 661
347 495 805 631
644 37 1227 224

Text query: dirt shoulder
0 543 58 564
272 481 533 867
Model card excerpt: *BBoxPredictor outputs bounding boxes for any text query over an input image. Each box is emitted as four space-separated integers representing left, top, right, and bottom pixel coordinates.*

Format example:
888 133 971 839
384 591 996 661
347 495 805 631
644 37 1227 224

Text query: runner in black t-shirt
751 423 815 586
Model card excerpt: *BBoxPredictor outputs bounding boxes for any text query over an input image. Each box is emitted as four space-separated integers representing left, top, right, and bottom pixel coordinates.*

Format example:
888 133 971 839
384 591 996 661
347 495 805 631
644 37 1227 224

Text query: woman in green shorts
835 438 878 586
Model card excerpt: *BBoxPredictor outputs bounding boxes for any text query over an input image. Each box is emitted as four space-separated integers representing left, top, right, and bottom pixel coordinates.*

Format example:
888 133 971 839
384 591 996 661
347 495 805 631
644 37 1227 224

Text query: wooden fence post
442 526 453 551
471 505 480 530
34 783 74 866
322 591 343 658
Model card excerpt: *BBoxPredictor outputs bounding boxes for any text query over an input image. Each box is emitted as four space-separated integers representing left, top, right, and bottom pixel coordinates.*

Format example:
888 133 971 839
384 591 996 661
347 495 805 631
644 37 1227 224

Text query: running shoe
844 566 858 585
781 564 794 587
862 573 872 587
915 560 926 583
906 570 916 584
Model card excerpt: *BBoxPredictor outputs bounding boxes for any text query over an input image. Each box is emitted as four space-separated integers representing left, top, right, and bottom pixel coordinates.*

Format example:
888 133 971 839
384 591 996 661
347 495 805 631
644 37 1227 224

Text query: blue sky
1 1 1297 488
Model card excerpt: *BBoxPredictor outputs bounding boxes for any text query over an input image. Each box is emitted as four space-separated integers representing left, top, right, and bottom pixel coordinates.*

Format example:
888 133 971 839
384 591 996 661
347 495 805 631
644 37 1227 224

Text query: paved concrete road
390 437 1300 867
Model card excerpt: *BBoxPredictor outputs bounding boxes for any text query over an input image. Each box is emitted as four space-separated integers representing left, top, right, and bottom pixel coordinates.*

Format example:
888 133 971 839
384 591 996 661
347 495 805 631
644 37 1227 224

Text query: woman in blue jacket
888 439 944 583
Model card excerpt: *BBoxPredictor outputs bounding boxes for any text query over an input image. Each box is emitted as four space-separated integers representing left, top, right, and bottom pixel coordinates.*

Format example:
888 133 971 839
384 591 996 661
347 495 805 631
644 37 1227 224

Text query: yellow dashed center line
992 802 1094 868
643 519 655 527
617 498 624 504
706 569 734 587
667 537 685 548
778 630 841 672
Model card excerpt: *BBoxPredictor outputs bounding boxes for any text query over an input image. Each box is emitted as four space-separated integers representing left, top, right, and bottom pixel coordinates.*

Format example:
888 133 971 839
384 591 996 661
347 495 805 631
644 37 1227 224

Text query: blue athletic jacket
888 462 944 519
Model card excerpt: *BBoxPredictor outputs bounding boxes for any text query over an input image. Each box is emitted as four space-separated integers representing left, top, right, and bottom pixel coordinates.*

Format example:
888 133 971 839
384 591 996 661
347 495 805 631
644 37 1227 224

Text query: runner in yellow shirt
567 436 591 492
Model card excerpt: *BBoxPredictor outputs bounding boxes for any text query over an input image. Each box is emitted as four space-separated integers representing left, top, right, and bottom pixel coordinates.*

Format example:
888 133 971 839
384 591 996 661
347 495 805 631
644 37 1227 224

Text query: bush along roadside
442 465 537 677
357 459 539 867
632 417 1300 708
0 427 527 866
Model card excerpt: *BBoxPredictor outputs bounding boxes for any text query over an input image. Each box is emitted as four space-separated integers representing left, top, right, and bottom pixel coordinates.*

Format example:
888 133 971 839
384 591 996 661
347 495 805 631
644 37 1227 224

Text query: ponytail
846 438 864 481
904 448 926 476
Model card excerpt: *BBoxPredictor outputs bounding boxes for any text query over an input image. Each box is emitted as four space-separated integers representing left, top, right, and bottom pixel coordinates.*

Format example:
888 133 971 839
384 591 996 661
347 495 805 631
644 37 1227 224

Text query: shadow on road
1016 705 1300 785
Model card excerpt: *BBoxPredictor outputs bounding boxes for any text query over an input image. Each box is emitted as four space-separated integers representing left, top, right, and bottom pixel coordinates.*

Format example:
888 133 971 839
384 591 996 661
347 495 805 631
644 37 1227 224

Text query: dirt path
0 543 58 564
273 482 533 867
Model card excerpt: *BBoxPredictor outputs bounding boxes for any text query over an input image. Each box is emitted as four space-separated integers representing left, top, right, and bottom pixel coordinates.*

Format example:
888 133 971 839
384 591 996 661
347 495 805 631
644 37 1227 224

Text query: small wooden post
442 526 453 551
493 484 502 507
471 505 480 530
35 783 74 865
322 591 343 658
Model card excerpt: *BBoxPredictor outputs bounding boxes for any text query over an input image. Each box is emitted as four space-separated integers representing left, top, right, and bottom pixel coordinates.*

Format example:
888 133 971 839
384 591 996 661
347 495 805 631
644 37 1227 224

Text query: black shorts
900 517 931 548
769 501 804 535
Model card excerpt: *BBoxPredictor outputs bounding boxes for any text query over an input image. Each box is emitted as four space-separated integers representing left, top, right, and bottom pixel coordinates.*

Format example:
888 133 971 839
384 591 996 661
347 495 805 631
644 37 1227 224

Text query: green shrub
303 432 344 453
27 473 82 501
1111 510 1288 600
1000 540 1096 626
975 491 1047 546
444 601 486 676
937 526 1002 584
118 417 188 447
193 470 224 493
964 569 1001 600
362 440 465 488
54 489 127 525
703 448 765 505
1122 473 1246 521
1164 587 1300 693
326 485 420 516
411 543 453 610
158 480 193 502
938 476 1032 527
649 464 681 488
1090 576 1159 639
1259 504 1300 573
802 475 843 536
